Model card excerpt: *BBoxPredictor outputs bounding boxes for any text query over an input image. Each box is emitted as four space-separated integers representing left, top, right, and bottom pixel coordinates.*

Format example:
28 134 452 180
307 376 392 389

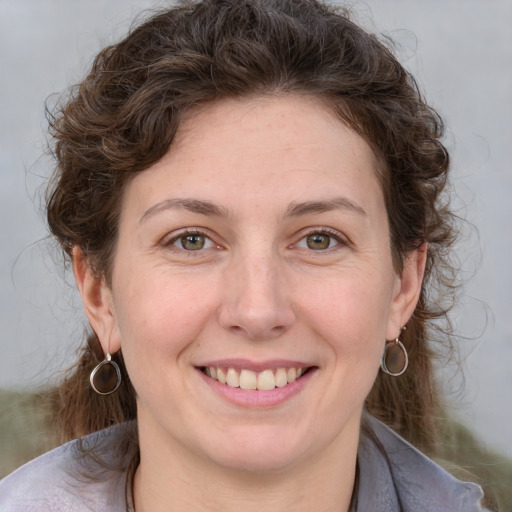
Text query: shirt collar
357 413 485 512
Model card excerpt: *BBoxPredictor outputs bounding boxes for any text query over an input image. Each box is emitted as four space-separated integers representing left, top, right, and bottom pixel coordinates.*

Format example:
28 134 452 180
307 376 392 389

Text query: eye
295 230 342 251
170 231 216 251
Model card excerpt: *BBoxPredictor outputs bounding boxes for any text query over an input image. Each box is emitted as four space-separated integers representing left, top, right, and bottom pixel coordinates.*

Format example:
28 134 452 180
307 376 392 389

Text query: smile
199 366 311 391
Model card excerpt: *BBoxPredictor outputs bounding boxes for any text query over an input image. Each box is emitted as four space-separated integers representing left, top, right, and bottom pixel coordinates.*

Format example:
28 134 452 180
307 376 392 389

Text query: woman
0 0 490 510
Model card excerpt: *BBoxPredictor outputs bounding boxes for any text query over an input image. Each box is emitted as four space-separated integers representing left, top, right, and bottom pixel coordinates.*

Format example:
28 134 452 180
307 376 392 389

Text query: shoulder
358 413 489 512
0 423 136 512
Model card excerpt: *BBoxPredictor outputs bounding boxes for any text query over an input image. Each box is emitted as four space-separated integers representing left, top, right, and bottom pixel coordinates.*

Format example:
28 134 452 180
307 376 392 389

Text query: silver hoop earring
380 334 408 377
90 352 121 395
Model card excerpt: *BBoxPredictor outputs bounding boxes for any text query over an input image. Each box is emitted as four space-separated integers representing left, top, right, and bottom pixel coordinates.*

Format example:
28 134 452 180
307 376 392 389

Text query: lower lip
197 369 316 408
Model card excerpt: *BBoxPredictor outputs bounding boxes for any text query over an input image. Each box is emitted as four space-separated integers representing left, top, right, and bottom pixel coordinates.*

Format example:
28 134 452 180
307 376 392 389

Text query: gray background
1 1 511 457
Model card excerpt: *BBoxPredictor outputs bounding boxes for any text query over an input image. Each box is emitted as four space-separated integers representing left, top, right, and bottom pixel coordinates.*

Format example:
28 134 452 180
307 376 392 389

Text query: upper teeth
205 367 306 390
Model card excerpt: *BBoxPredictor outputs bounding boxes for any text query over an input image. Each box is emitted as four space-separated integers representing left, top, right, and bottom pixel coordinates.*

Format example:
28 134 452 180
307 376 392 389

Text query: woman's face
87 95 422 473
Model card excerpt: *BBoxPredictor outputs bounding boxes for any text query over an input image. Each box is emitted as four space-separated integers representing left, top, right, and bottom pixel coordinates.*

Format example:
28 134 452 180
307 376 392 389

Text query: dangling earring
380 327 408 377
90 336 121 395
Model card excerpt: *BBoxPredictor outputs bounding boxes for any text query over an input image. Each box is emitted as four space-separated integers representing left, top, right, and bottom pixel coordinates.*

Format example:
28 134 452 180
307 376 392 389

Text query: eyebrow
283 197 367 218
139 198 228 224
139 196 366 224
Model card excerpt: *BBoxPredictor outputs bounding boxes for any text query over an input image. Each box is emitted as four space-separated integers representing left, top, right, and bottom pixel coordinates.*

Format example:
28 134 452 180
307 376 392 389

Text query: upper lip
196 358 313 372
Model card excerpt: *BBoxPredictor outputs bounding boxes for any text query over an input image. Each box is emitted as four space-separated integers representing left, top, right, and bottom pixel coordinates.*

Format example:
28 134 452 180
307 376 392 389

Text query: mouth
197 365 314 391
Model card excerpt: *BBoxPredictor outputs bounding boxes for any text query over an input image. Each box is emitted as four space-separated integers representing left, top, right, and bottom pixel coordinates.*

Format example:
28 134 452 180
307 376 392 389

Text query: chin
201 428 310 474
211 450 301 474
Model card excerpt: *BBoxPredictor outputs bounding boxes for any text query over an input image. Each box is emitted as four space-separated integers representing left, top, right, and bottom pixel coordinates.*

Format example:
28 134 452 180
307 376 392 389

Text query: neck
133 417 359 512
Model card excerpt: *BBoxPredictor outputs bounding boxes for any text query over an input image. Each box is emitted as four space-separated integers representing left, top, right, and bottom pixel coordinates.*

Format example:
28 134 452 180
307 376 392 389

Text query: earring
90 351 121 395
380 329 408 377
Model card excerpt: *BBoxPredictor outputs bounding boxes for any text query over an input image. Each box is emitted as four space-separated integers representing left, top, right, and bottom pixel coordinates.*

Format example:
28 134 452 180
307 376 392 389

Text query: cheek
112 268 219 370
305 269 393 325
298 270 393 359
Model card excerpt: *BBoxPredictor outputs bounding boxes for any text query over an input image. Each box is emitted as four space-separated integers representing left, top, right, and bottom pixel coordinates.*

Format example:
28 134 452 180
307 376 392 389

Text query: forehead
174 94 379 166
122 94 384 220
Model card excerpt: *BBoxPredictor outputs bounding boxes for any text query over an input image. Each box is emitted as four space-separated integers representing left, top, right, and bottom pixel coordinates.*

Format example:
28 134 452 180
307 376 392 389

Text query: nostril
218 285 296 340
224 323 287 341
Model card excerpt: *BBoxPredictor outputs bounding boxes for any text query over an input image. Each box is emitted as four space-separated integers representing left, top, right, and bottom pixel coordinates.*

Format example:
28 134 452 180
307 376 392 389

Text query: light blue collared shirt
0 415 487 511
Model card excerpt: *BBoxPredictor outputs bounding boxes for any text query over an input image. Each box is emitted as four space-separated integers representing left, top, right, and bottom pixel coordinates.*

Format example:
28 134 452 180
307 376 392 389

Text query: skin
74 95 426 511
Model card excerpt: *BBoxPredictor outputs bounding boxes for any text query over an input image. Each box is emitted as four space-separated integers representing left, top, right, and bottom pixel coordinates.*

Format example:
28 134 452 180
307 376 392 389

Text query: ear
73 246 121 355
386 243 428 340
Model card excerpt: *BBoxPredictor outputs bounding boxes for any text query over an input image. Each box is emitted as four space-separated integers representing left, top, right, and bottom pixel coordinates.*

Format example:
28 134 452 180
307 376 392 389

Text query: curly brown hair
46 0 455 454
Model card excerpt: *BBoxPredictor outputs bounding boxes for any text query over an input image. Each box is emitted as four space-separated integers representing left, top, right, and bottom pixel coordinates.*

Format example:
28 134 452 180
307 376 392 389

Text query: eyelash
164 229 219 253
164 227 346 254
294 228 346 251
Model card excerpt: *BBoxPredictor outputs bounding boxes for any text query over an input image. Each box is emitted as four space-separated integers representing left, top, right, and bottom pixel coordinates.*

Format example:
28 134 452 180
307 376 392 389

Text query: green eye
296 231 342 251
306 234 331 250
168 230 217 252
177 234 206 250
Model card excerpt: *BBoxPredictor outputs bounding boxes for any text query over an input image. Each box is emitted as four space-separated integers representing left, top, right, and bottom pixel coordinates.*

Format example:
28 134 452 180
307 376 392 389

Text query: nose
218 251 296 341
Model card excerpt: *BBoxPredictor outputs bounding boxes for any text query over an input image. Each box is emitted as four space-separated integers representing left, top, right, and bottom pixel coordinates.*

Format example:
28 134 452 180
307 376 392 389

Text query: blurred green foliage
1 389 510 510
0 389 59 477
433 415 512 512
